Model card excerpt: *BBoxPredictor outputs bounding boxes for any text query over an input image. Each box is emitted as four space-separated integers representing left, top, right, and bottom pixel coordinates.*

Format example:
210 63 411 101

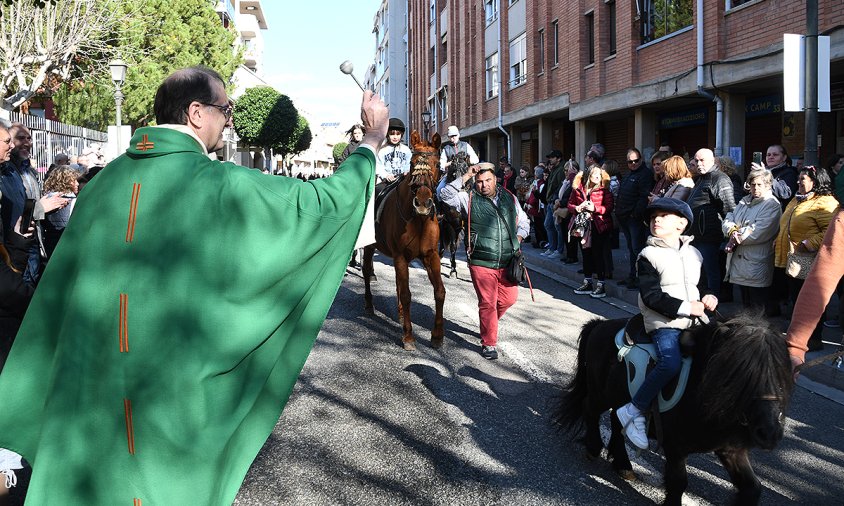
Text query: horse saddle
374 175 405 226
615 314 693 413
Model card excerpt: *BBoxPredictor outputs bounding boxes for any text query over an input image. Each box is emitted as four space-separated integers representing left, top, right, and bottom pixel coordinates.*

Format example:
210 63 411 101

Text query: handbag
569 210 591 238
505 249 526 284
786 245 816 279
784 205 817 280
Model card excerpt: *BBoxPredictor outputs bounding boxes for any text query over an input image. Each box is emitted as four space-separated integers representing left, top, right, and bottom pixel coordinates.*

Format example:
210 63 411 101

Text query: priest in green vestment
0 66 389 505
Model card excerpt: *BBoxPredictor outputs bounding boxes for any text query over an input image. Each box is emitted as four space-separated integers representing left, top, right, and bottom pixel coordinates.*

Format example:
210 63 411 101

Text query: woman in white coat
721 168 782 311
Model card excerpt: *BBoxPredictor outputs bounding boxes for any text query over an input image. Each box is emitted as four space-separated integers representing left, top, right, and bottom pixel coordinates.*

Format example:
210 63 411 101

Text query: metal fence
8 112 108 170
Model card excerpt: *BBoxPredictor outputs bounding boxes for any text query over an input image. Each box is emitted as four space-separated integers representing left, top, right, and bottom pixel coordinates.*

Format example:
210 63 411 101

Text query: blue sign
745 95 782 118
659 108 708 130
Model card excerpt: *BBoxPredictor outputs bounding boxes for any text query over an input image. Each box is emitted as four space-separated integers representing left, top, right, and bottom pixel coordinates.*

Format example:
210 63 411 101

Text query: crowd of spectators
517 142 843 350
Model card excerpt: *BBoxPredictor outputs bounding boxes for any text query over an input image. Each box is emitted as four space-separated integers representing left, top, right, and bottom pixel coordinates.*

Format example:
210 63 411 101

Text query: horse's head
405 130 441 218
698 313 794 449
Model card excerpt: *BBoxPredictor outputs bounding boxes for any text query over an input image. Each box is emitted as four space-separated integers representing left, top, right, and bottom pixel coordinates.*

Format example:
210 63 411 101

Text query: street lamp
109 59 128 151
421 108 432 139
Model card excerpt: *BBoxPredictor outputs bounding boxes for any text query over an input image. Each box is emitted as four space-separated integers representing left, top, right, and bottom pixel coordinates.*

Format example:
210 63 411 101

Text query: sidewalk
521 239 844 401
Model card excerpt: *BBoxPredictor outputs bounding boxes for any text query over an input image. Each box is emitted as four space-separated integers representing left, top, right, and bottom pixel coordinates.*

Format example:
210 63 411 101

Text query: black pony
553 313 793 505
436 151 471 277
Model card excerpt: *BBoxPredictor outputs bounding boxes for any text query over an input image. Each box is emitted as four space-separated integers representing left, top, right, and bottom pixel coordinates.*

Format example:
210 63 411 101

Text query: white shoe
616 403 648 449
547 251 561 259
541 249 553 256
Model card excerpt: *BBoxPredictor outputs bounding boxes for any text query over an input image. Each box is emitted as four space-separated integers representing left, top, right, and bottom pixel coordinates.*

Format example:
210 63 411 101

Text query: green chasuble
0 127 375 504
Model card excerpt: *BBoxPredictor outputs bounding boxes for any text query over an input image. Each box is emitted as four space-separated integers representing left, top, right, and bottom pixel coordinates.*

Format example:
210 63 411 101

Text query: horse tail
552 317 604 435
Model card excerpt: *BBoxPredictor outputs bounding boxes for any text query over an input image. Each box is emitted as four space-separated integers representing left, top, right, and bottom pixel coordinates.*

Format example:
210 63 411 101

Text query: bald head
694 148 715 174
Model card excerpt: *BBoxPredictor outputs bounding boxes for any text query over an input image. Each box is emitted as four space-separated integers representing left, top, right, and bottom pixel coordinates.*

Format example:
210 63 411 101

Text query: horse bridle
395 149 439 222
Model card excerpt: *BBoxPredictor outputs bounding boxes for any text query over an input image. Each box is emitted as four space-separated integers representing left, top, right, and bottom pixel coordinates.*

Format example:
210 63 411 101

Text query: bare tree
0 0 121 111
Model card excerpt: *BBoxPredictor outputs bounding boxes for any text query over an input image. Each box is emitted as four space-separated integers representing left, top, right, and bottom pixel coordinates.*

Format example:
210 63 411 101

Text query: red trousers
468 264 519 346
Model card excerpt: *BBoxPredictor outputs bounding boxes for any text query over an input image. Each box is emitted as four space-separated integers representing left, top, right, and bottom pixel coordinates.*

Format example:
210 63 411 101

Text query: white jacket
721 193 781 287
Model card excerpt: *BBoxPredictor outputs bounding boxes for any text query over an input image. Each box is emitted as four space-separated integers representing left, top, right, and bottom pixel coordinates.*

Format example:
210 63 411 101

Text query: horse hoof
431 337 443 349
403 341 417 351
618 469 636 481
449 271 456 278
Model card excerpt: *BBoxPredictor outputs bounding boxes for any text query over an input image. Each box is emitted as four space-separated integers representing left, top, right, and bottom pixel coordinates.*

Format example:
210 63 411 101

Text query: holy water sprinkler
339 60 366 92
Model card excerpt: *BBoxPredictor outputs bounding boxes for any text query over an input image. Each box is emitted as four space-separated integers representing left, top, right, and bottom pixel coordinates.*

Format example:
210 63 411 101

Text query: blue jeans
693 240 721 293
543 206 558 251
631 327 682 411
618 215 648 279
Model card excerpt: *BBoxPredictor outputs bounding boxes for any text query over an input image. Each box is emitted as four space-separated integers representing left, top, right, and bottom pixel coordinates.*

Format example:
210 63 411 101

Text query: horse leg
363 245 376 314
662 448 689 506
423 249 446 348
715 448 762 505
608 407 635 480
393 257 415 350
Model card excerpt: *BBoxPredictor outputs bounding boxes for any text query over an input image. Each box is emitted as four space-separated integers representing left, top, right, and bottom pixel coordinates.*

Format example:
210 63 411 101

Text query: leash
796 347 844 371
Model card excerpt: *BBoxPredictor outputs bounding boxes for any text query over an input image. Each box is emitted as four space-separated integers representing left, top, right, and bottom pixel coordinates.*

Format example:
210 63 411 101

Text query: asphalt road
234 254 844 506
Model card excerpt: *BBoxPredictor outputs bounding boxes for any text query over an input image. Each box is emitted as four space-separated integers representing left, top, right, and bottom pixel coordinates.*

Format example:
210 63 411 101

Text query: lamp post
421 108 432 139
109 59 128 152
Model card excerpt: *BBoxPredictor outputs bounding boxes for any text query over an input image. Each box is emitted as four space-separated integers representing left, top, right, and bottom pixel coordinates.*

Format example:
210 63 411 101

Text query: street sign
783 34 831 112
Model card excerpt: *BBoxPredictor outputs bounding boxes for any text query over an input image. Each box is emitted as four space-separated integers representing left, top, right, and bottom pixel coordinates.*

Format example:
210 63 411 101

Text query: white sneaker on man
541 249 554 256
616 403 648 449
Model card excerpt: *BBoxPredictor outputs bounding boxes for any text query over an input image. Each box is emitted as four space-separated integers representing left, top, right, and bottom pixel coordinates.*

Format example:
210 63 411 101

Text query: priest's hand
360 91 388 151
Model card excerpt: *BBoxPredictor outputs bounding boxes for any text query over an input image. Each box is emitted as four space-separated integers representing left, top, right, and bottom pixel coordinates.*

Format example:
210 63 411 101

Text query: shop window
641 0 693 44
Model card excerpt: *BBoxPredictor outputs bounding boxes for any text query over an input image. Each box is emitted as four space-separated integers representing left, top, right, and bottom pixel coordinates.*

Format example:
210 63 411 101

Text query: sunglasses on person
627 159 640 164
203 102 234 120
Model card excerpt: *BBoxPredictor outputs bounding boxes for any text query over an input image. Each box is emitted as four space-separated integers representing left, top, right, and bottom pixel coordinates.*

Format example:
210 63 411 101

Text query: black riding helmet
387 117 405 134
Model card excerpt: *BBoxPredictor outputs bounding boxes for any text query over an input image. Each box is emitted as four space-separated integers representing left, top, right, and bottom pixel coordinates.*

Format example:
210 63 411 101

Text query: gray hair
746 168 773 188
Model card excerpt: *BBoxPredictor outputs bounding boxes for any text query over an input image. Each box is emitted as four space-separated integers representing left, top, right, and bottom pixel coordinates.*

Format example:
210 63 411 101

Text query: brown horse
362 131 445 351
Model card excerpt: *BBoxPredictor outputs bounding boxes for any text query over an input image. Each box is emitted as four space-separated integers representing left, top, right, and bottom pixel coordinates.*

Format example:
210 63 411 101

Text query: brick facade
406 0 844 170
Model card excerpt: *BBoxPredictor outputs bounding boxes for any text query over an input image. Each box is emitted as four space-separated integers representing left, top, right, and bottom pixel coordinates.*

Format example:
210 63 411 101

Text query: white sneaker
547 251 561 259
616 403 648 449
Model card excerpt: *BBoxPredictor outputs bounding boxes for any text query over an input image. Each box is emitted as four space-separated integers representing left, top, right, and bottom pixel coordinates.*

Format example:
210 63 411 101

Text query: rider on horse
375 118 412 197
616 198 718 449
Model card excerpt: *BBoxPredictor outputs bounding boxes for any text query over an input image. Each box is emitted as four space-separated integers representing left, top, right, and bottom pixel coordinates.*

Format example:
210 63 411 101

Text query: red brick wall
406 0 843 134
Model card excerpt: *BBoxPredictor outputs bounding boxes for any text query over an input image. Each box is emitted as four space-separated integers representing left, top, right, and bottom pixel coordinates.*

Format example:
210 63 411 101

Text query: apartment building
368 0 411 130
408 0 844 174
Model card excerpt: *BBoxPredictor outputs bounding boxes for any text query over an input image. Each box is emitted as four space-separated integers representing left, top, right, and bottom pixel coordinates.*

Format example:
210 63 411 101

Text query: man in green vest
441 162 529 360
0 66 388 504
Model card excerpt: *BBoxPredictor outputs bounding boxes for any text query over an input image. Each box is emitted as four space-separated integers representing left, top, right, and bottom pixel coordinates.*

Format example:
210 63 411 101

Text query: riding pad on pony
616 314 693 413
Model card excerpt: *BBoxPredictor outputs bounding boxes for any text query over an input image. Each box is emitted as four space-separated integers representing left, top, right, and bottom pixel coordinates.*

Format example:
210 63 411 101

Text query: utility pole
804 0 819 167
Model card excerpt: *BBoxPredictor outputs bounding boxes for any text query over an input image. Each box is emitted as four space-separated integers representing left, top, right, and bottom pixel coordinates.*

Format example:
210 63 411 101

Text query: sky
259 2 383 130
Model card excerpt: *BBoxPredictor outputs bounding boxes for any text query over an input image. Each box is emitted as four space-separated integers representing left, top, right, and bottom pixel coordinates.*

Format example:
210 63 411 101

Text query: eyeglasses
203 102 233 120
627 159 640 164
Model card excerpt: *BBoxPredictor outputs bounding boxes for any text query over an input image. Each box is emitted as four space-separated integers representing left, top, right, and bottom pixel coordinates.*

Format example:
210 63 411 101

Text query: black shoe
563 258 578 264
480 345 498 360
574 279 594 295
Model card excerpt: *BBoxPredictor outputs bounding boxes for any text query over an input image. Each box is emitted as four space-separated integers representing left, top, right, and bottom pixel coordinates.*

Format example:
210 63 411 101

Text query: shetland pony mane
698 312 793 425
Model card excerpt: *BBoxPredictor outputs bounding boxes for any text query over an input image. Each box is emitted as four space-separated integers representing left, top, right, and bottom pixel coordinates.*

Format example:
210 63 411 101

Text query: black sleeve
637 255 684 318
0 236 35 318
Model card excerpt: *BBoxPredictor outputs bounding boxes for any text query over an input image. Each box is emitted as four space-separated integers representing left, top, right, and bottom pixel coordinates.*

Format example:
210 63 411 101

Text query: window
726 0 754 8
537 29 545 73
440 90 448 121
485 52 498 99
552 20 559 66
485 0 499 25
585 11 595 65
429 0 435 23
607 0 616 55
509 33 527 88
641 0 693 44
509 0 518 4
